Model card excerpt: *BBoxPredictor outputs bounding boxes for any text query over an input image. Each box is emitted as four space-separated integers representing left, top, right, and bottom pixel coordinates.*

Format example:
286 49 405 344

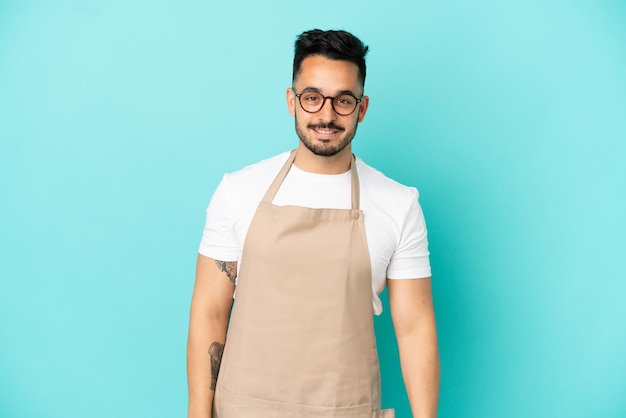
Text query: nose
318 97 338 120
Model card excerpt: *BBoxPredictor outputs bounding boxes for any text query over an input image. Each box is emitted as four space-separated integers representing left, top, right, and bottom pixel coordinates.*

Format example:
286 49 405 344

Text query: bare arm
187 254 236 418
388 277 440 418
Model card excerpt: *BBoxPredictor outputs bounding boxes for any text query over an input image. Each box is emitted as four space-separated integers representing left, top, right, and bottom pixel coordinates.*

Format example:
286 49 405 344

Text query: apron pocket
216 385 381 418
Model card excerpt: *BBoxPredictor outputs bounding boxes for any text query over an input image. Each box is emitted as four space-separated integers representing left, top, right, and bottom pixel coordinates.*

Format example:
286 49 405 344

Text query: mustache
307 122 345 131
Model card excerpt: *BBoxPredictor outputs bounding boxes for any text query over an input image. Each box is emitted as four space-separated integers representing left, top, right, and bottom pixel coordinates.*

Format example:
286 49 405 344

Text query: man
187 29 439 418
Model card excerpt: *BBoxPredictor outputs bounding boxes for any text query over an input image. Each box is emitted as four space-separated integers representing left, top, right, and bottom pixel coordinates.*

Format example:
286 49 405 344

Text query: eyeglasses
292 89 363 116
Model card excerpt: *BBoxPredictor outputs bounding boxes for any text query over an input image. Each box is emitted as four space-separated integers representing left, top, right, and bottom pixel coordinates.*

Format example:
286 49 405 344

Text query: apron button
352 211 360 220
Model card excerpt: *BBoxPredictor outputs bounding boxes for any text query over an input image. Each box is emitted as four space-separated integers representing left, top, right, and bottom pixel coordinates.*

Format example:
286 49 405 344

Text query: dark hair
292 29 369 87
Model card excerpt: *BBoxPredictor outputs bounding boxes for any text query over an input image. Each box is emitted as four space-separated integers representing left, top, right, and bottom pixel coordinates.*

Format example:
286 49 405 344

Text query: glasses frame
292 89 363 116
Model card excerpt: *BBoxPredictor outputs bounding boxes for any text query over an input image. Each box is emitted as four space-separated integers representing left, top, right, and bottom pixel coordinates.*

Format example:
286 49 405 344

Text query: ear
357 95 369 123
286 88 296 116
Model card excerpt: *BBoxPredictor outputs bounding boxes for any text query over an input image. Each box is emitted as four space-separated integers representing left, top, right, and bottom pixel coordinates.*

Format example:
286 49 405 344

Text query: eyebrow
299 86 361 97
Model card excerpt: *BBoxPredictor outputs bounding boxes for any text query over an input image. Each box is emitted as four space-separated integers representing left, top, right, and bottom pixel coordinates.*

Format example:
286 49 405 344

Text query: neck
293 143 352 174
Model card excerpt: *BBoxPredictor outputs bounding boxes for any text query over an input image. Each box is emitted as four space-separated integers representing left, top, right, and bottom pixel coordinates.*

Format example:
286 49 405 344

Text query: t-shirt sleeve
386 188 432 279
198 174 240 262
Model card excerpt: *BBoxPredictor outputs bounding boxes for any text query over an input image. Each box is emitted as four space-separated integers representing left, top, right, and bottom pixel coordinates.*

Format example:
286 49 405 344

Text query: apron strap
261 149 361 212
350 154 360 213
261 150 297 203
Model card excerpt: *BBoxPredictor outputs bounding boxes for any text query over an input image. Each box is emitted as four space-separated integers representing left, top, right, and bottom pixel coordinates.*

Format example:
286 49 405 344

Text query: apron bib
214 150 394 418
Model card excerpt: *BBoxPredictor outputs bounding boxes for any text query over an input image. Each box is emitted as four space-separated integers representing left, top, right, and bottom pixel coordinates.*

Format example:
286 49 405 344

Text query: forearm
187 315 229 418
397 325 440 418
187 255 236 418
388 277 439 418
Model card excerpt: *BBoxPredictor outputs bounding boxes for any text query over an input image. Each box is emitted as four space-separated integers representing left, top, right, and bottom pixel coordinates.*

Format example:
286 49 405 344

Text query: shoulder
225 151 291 181
356 157 419 205
208 151 291 214
219 151 291 195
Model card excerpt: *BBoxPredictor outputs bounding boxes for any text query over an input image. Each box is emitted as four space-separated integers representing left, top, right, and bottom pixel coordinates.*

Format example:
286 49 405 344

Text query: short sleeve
386 189 431 279
198 174 240 262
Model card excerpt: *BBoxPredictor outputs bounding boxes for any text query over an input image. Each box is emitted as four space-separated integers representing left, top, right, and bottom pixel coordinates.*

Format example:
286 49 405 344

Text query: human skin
286 55 369 175
187 256 235 418
388 278 440 418
187 53 439 418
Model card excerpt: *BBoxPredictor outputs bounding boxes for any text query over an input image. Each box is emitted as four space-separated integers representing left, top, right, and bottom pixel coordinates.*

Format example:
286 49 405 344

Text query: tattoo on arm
215 260 237 284
209 341 225 391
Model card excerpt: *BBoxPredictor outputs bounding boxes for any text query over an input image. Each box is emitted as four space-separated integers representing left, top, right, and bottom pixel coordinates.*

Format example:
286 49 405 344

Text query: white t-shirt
199 151 431 315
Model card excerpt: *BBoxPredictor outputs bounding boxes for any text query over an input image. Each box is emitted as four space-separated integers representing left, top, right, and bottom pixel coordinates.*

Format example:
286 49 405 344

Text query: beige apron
214 150 394 418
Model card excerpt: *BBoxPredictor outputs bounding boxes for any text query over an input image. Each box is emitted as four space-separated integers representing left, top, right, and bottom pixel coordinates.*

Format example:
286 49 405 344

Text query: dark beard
295 118 358 157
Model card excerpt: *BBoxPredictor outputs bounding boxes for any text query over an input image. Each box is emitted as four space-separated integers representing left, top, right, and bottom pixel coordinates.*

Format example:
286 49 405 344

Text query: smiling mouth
308 123 344 137
313 128 339 134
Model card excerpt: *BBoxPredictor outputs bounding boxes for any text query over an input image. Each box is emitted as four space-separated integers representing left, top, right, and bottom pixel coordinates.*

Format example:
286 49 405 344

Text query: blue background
1 1 625 417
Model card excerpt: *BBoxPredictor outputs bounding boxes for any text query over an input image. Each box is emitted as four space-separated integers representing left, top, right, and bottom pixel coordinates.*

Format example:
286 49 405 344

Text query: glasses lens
297 92 359 115
333 95 358 115
299 92 324 112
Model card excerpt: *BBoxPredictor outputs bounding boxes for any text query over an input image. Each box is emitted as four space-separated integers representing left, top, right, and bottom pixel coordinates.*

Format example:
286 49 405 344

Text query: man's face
287 55 369 158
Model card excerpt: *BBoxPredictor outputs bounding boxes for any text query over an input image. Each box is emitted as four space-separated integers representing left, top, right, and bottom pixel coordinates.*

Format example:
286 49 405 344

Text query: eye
335 95 356 106
302 93 321 102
